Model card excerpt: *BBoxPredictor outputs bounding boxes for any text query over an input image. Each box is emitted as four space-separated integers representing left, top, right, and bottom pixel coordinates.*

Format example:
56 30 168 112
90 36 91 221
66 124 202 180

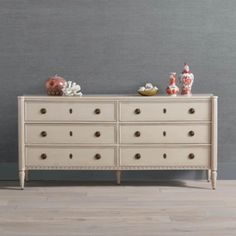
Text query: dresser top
19 94 217 101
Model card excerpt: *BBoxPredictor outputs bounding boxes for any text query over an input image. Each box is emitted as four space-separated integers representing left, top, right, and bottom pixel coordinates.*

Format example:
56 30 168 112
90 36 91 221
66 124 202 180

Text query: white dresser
18 95 218 189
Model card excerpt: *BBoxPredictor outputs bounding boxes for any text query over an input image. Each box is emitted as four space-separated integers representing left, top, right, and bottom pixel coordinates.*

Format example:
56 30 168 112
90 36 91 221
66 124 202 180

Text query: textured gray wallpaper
0 0 235 179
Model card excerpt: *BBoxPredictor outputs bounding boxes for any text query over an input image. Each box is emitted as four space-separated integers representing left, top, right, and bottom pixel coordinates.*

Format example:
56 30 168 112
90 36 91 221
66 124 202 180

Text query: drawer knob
94 108 101 114
163 108 167 114
94 131 101 137
163 153 167 159
94 153 101 160
188 153 195 159
69 108 73 114
40 108 47 114
134 108 141 114
41 131 47 137
135 153 141 159
69 153 73 159
41 153 47 159
134 131 141 137
69 131 73 136
163 131 166 137
188 130 195 137
189 108 195 114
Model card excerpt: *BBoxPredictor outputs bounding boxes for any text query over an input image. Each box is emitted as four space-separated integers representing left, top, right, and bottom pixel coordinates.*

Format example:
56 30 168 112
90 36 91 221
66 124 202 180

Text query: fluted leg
211 170 217 190
25 170 29 182
116 171 121 185
19 171 25 190
207 169 211 182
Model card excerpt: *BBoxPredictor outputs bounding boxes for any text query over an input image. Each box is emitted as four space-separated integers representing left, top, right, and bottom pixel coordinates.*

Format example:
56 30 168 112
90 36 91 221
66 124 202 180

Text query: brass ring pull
95 131 101 137
134 108 141 114
94 153 101 160
135 153 141 159
189 108 195 114
40 108 47 114
41 153 47 159
188 130 195 137
41 131 47 137
188 153 195 159
134 131 141 137
94 108 101 114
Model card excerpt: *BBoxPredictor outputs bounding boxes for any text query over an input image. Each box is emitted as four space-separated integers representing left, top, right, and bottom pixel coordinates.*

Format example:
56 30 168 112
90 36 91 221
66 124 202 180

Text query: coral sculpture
62 81 82 96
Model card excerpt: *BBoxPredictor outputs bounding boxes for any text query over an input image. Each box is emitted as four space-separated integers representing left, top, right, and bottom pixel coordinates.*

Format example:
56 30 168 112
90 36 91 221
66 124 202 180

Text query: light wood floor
0 180 236 236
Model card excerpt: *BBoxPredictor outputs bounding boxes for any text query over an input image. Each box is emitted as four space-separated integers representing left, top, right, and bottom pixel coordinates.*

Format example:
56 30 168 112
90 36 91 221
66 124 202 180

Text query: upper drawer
120 101 211 121
25 101 116 122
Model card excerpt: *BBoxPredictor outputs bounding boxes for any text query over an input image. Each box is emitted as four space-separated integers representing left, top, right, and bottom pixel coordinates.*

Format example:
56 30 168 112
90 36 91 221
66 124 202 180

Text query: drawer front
26 147 116 167
25 101 116 121
120 146 210 167
26 124 116 144
120 124 210 144
120 101 210 121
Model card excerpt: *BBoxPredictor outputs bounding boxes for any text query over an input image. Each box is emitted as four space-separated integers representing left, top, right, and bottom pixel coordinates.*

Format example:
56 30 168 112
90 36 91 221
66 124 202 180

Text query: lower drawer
120 146 210 168
26 147 116 167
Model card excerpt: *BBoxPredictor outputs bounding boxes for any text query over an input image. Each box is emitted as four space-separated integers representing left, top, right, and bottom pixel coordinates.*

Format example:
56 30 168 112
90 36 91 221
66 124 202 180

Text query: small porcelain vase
179 64 194 95
166 72 179 96
45 75 67 96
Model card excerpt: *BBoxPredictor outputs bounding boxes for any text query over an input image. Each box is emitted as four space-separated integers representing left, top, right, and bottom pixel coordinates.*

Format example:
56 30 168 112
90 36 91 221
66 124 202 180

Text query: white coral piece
138 86 146 92
62 81 82 96
145 83 153 90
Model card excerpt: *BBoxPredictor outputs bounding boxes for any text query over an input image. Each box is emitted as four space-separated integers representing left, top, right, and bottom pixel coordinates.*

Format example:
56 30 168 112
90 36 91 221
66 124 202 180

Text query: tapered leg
116 170 121 185
211 170 217 190
19 171 25 190
25 170 29 182
207 169 211 182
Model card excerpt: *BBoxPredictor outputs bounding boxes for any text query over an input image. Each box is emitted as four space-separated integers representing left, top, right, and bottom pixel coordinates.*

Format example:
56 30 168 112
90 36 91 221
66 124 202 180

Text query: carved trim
26 165 208 170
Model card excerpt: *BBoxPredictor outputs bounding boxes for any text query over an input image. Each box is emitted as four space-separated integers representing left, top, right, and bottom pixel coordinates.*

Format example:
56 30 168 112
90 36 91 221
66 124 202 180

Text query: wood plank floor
0 180 236 236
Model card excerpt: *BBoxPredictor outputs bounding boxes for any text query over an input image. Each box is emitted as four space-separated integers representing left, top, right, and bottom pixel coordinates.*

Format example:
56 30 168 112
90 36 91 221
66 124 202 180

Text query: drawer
26 124 116 144
26 147 116 167
120 101 211 121
120 146 210 167
25 101 116 121
120 124 210 144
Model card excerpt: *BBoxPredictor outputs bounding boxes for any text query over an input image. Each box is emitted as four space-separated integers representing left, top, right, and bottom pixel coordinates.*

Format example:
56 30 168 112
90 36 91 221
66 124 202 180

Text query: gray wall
0 0 235 180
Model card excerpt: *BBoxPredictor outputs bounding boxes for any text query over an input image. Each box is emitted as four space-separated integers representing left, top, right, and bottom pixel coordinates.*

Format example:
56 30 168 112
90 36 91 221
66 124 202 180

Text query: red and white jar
166 72 179 96
179 64 194 95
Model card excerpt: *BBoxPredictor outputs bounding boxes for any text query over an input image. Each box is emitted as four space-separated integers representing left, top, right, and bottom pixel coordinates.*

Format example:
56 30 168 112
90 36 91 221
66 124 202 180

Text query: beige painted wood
0 180 235 236
25 124 116 144
211 96 218 190
26 147 116 167
18 95 217 190
120 146 210 167
25 101 116 121
120 100 211 121
207 169 211 182
120 124 210 144
18 97 25 190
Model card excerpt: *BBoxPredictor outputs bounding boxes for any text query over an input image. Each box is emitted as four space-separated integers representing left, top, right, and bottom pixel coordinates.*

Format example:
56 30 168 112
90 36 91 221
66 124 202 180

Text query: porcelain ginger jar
179 64 194 95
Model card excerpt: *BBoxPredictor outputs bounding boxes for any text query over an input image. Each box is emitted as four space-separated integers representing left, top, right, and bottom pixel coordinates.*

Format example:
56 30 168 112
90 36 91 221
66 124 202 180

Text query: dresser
18 95 218 189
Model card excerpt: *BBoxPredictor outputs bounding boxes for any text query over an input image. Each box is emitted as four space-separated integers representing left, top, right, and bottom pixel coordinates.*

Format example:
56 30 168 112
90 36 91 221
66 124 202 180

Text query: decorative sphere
45 75 66 96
